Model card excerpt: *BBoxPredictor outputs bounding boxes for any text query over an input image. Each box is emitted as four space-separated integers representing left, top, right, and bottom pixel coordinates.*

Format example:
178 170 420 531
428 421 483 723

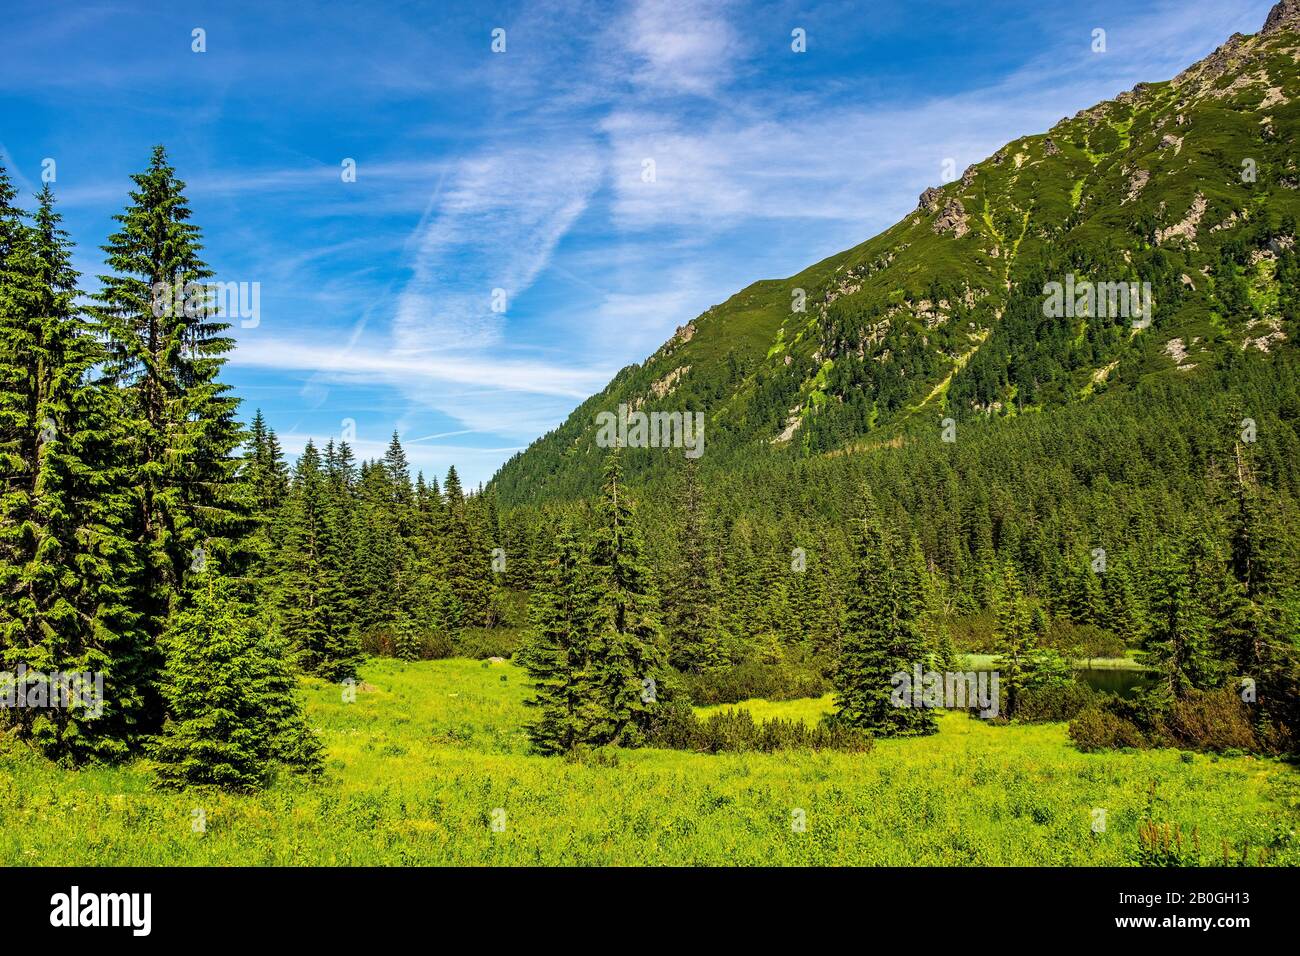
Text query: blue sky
0 0 1275 485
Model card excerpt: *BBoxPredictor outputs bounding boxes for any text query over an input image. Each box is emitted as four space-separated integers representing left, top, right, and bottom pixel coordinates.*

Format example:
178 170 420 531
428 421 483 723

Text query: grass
960 653 1148 671
1 657 1296 866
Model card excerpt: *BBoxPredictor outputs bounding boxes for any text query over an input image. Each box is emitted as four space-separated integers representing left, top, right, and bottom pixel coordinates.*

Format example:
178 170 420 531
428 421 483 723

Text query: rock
932 198 969 238
1122 168 1150 205
960 164 978 187
918 186 944 212
1044 137 1060 156
650 364 690 399
487 656 507 664
1157 193 1207 245
1263 0 1300 34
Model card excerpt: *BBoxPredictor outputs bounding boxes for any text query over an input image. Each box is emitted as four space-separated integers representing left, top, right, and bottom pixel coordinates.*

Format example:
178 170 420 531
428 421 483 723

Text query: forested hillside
490 3 1300 752
493 2 1300 502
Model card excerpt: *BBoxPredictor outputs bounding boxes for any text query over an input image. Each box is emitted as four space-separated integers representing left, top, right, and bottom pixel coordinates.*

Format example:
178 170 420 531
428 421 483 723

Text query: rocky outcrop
918 186 943 213
1157 193 1207 245
1264 0 1300 34
650 364 690 399
1123 168 1150 204
932 198 969 238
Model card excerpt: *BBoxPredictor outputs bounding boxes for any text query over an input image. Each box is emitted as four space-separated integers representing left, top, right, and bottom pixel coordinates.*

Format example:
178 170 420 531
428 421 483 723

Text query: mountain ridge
491 1 1300 505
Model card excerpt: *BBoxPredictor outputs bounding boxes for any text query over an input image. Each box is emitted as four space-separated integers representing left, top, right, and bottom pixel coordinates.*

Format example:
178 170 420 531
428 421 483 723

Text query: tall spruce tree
833 494 936 736
90 146 245 630
274 441 361 680
439 464 491 628
0 180 151 760
518 526 602 753
663 458 721 671
1140 541 1216 700
993 563 1034 719
586 448 670 746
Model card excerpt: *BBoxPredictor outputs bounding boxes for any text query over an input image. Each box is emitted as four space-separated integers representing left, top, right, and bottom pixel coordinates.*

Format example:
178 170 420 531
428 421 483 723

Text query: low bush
1068 706 1148 751
361 626 523 661
649 706 872 754
1071 685 1266 754
1162 687 1261 752
1015 681 1098 722
453 627 522 660
361 628 454 660
682 659 830 706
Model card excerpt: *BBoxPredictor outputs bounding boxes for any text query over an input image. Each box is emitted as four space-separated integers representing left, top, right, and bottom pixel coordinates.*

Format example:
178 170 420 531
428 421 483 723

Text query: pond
967 665 1152 699
1074 666 1152 698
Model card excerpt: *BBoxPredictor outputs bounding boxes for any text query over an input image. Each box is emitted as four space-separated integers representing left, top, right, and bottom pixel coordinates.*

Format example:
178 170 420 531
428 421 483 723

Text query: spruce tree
1140 542 1215 700
0 180 150 760
90 146 246 629
151 568 322 790
439 464 491 628
663 458 720 671
274 441 361 680
833 495 936 736
993 563 1034 719
518 526 601 753
586 448 670 747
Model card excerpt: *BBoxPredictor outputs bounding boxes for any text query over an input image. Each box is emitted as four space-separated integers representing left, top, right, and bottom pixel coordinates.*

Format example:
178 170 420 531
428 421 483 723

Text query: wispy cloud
229 334 612 400
622 0 745 96
393 143 604 352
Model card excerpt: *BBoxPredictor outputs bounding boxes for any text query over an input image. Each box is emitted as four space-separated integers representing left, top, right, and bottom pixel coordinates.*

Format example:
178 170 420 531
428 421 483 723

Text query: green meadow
2 657 1297 866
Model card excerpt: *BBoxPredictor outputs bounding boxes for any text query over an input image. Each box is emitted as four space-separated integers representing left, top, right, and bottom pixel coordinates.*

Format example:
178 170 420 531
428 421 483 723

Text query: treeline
502 352 1300 749
247 423 503 677
0 150 505 785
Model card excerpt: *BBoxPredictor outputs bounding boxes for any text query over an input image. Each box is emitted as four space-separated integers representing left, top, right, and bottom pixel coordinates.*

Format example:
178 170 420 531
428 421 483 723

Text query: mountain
492 1 1300 506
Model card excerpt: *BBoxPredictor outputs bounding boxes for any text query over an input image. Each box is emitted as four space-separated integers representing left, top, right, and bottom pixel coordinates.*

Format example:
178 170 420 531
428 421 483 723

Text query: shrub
1068 706 1147 751
361 627 454 660
1015 681 1098 722
1044 619 1127 661
647 706 872 754
682 659 830 706
1073 685 1268 754
1163 686 1260 752
453 627 522 660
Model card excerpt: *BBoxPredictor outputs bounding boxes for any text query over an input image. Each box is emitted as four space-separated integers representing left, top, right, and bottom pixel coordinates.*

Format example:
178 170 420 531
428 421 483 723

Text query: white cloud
229 334 612 400
621 0 743 96
393 143 604 353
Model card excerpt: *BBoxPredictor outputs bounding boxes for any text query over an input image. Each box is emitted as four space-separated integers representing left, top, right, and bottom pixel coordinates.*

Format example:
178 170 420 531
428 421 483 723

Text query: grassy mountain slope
492 2 1300 505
